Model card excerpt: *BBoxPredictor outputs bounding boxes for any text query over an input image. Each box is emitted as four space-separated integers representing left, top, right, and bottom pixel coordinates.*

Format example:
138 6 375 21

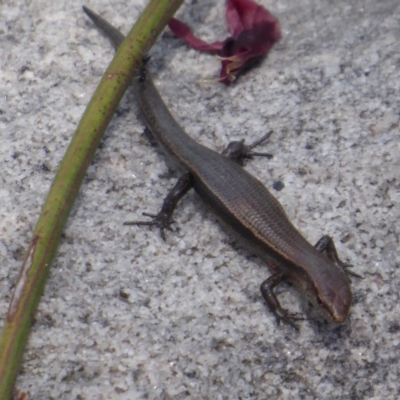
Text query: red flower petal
168 0 281 85
222 22 280 60
168 18 223 53
218 19 280 83
226 0 279 39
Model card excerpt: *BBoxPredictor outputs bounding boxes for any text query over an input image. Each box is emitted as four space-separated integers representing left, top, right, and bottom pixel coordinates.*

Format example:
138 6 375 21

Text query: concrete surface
1 0 399 398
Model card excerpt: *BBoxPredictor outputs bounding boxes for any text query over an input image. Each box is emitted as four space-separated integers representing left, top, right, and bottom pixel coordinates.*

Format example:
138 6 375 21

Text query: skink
83 7 355 329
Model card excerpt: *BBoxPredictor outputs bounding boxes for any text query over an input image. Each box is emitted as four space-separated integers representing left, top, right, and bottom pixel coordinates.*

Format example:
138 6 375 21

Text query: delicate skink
83 7 355 329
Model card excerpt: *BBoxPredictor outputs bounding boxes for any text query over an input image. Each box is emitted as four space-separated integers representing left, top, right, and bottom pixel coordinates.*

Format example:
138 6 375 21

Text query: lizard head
309 268 353 323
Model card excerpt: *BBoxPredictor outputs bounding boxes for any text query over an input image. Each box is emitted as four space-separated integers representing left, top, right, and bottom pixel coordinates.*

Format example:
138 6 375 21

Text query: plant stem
0 1 184 398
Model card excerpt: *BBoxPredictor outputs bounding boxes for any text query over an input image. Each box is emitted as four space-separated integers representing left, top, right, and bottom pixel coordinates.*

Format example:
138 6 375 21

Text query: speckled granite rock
1 0 399 399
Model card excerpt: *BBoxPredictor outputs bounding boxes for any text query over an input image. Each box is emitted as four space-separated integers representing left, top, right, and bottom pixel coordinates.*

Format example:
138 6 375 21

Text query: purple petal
168 18 224 53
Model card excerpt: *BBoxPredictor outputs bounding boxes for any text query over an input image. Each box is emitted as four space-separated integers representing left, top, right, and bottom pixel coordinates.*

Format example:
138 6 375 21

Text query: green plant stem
0 1 184 398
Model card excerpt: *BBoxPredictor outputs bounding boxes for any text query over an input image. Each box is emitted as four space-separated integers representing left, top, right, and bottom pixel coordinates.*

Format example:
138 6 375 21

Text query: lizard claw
274 309 303 331
124 212 175 241
341 263 363 279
